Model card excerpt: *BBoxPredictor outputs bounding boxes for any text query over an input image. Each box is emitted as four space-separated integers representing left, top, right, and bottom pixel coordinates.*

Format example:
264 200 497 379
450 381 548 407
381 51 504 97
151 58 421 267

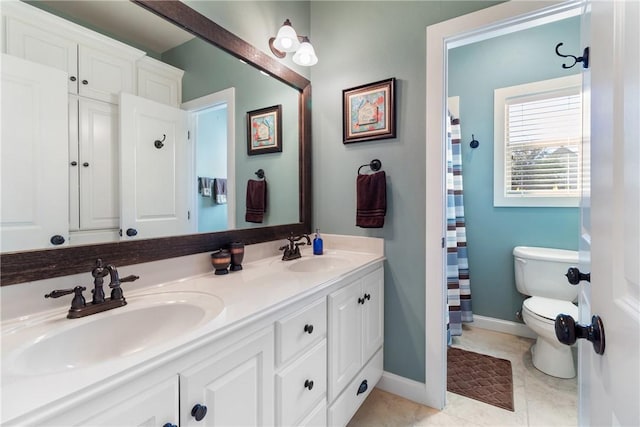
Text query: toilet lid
523 296 579 321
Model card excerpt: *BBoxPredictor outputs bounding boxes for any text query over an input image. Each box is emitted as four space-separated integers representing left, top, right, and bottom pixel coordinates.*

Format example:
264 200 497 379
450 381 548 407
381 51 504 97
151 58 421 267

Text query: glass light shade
292 40 318 66
273 22 300 53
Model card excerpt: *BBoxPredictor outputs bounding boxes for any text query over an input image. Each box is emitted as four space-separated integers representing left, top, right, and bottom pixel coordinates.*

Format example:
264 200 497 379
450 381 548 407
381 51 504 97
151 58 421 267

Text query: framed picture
343 78 396 144
247 104 282 155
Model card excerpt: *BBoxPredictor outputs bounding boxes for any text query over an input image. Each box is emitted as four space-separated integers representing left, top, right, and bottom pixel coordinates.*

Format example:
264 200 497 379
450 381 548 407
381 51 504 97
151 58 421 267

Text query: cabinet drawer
328 347 383 427
276 298 326 366
298 401 327 427
276 340 327 426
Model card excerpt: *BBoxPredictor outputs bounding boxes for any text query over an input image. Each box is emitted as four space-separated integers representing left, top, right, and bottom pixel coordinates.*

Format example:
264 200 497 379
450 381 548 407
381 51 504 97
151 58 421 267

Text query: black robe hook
469 134 479 149
555 43 589 69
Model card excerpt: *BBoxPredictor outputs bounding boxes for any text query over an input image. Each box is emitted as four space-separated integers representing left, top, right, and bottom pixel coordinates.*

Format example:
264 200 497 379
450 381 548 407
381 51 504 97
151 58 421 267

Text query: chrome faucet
279 233 311 261
45 259 139 319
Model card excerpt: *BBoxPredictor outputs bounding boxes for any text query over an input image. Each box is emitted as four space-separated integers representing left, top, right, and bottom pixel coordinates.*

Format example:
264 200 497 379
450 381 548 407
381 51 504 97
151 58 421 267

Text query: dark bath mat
447 347 514 412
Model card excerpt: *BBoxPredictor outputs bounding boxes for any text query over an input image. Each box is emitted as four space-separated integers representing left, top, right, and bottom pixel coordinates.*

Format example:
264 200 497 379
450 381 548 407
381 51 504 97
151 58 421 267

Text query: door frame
182 87 236 231
424 0 583 410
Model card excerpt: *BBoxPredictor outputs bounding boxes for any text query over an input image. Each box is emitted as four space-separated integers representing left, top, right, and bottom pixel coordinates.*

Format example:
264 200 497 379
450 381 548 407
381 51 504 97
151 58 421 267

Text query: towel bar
255 169 265 179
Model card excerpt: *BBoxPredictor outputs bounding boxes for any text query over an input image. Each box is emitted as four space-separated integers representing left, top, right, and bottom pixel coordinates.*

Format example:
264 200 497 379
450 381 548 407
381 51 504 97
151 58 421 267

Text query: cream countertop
0 234 384 425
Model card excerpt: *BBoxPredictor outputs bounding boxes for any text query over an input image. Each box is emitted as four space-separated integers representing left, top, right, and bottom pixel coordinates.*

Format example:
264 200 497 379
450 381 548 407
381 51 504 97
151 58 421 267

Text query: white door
0 54 69 252
120 93 190 240
579 1 640 425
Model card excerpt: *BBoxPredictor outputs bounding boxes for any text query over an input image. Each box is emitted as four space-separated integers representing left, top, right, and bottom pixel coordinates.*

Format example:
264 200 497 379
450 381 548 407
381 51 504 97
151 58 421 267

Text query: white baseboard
470 314 537 339
376 371 429 407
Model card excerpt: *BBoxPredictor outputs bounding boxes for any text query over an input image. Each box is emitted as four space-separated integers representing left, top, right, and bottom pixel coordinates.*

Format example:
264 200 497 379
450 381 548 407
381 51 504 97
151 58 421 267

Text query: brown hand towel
245 179 267 223
356 171 386 228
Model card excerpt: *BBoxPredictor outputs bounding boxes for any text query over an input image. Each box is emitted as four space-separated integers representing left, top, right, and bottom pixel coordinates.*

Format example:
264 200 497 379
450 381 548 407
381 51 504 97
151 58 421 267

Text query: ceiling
38 0 194 53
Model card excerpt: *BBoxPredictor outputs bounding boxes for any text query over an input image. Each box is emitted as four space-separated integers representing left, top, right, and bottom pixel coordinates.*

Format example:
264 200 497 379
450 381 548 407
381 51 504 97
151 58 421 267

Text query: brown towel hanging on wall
245 179 267 223
356 171 386 228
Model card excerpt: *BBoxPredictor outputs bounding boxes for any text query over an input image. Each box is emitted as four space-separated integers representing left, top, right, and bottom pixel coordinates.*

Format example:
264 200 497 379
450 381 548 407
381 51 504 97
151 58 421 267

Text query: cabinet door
120 93 191 240
137 57 183 107
1 54 69 252
180 328 274 426
328 280 362 402
78 98 119 230
70 376 179 427
361 268 385 363
78 44 135 104
69 96 80 231
4 17 78 94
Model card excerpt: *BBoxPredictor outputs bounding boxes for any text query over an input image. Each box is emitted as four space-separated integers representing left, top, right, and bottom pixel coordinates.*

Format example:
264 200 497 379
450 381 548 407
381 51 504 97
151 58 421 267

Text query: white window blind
494 75 582 207
506 90 581 195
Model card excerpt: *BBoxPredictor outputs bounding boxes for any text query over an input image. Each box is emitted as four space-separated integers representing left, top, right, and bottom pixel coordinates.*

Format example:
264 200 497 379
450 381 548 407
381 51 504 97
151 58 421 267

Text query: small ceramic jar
229 242 245 271
211 250 231 275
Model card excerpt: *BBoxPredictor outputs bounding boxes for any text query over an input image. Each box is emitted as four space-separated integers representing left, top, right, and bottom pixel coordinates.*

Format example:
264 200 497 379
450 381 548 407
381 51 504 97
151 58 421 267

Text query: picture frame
343 78 396 144
246 104 282 155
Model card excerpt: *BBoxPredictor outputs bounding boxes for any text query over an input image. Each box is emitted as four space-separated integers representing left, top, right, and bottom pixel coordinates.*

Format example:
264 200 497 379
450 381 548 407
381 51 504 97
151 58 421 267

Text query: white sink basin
287 256 352 273
4 292 224 375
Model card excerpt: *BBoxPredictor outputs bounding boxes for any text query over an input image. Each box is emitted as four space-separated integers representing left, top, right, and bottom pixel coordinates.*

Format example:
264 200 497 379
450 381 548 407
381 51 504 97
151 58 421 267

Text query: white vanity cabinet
180 326 275 426
3 4 144 104
2 254 385 427
137 56 184 107
328 267 384 426
275 298 328 426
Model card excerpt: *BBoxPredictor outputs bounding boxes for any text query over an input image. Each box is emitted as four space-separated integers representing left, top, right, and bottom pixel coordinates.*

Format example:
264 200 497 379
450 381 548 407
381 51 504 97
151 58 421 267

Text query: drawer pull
364 293 371 301
304 379 314 390
163 424 177 427
357 379 368 396
191 403 207 421
304 324 314 334
358 297 365 305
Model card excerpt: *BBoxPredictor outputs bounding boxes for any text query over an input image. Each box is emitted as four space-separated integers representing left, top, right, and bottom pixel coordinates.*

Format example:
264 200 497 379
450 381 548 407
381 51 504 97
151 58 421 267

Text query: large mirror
0 0 311 285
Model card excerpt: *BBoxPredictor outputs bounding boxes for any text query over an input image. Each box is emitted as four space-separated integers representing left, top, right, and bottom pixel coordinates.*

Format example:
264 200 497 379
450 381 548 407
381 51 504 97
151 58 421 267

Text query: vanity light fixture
269 19 318 66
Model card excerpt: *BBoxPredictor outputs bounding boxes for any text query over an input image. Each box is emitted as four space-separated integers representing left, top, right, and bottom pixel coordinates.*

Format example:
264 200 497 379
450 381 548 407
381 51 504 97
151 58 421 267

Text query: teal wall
448 17 581 322
162 37 300 229
309 1 502 383
196 107 228 233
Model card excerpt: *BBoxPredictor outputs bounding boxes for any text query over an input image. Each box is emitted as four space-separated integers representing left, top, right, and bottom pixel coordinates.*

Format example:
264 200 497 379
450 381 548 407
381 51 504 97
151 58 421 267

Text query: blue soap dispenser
313 228 323 255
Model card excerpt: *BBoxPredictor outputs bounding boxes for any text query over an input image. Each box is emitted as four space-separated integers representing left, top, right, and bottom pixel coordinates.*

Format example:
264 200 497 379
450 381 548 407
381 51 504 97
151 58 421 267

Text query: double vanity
1 235 385 426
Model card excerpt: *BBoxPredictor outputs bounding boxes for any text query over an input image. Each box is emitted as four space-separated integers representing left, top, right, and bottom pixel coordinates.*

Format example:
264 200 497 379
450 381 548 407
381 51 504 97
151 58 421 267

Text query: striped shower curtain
446 114 473 344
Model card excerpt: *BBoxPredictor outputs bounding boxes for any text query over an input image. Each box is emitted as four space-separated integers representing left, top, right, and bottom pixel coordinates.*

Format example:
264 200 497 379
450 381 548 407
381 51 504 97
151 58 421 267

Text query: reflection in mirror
10 0 299 247
0 0 311 285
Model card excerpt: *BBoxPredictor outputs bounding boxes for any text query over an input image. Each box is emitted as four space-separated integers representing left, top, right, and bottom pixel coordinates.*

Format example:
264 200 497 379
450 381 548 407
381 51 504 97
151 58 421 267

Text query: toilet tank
513 246 579 301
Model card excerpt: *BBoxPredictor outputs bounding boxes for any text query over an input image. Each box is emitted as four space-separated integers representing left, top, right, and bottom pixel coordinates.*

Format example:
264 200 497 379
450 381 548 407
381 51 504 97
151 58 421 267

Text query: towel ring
357 159 382 175
255 169 265 179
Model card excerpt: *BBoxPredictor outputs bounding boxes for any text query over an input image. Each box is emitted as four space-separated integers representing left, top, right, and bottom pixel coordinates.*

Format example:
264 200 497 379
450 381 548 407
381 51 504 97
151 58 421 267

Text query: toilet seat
523 296 578 323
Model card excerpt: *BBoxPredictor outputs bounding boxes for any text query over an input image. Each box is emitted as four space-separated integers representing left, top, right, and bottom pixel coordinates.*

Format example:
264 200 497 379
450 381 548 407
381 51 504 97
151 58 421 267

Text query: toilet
513 246 579 379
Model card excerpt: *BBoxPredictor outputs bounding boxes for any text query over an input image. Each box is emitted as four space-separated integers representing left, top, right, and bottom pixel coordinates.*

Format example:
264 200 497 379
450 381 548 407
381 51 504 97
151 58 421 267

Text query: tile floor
348 325 578 426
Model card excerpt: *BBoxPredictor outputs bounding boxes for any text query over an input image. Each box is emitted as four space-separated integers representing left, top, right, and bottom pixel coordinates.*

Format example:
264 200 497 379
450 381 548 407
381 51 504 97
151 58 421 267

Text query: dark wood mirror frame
0 1 311 286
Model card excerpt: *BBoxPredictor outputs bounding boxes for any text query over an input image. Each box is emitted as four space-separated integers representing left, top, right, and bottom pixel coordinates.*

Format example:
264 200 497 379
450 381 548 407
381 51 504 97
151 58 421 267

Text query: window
494 75 582 207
